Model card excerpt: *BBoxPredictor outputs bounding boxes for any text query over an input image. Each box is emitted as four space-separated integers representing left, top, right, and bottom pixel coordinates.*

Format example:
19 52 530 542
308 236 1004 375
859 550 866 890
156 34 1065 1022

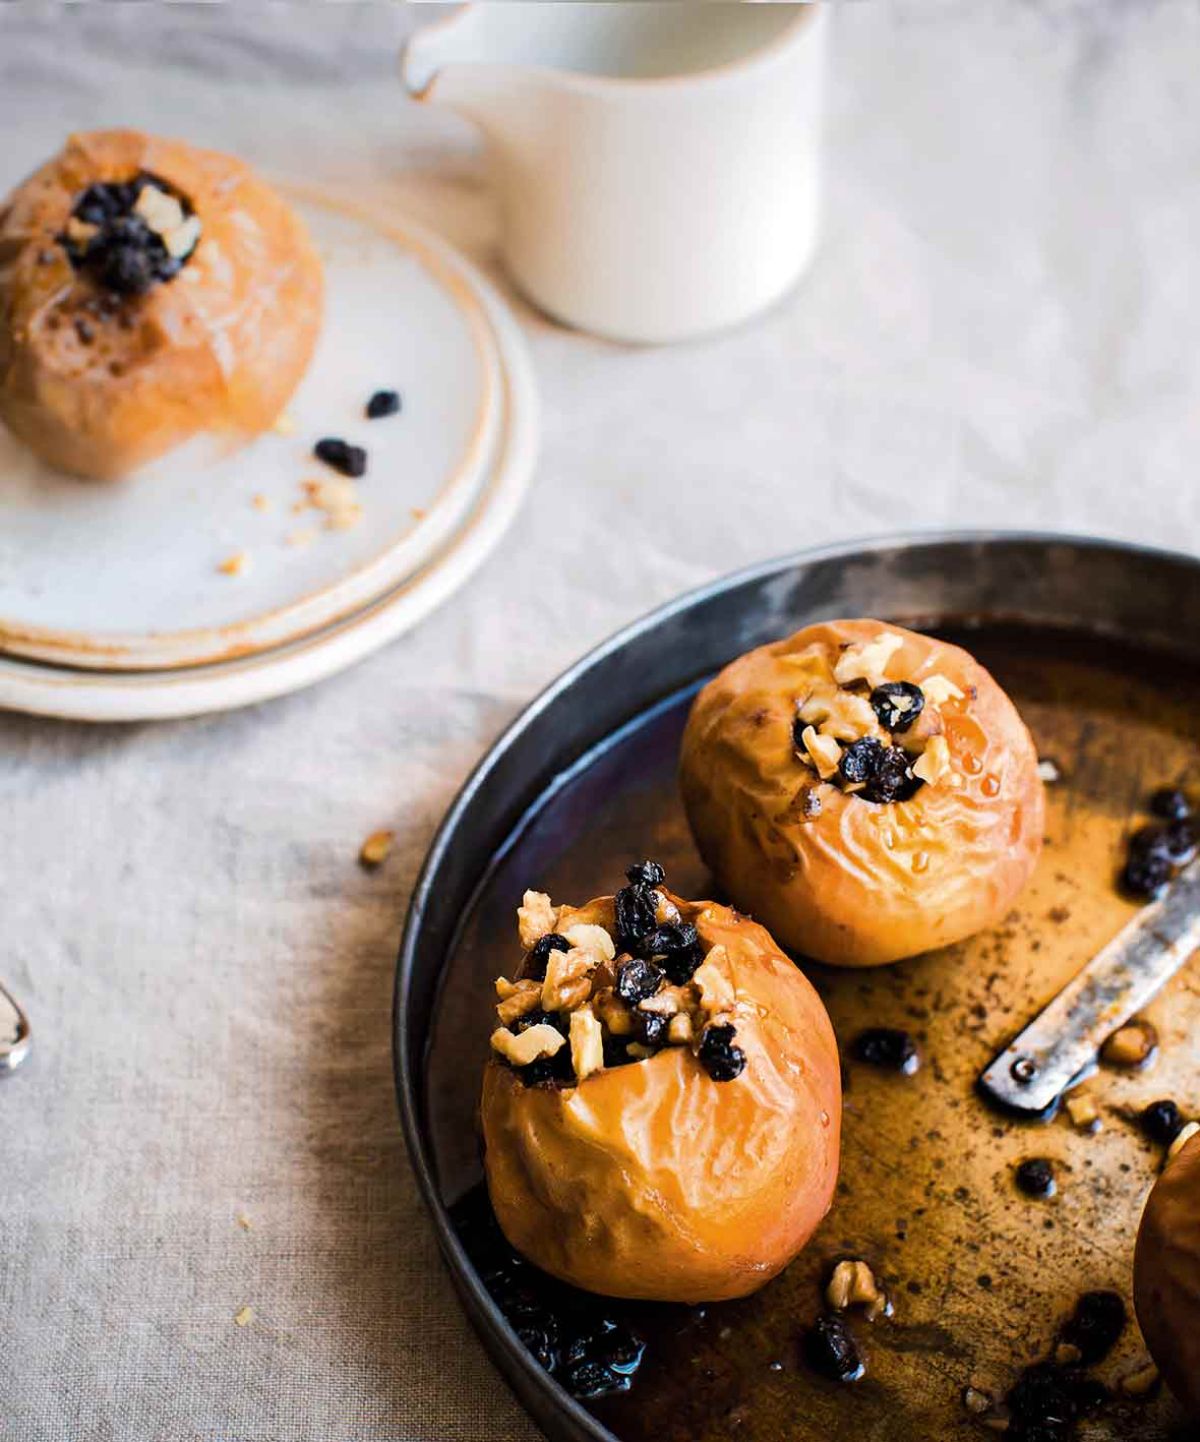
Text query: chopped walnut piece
816 690 883 743
801 724 842 781
1167 1120 1200 1163
541 947 597 1013
491 1022 565 1066
217 550 250 577
134 183 186 236
694 947 736 1014
517 890 558 950
637 983 692 1017
1119 1361 1160 1397
495 978 543 1027
569 1005 605 1082
592 987 634 1036
962 1386 993 1416
1065 1093 1102 1132
920 673 964 706
1054 1342 1083 1366
833 632 903 688
1101 1019 1157 1069
560 922 616 964
233 1304 254 1327
668 1012 695 1045
826 1260 889 1321
358 829 394 869
1037 758 1061 783
913 734 953 785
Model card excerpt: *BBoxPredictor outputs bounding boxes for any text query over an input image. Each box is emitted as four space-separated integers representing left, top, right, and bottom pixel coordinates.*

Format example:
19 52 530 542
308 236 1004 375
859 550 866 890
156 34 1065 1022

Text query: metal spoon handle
0 983 32 1075
979 861 1200 1116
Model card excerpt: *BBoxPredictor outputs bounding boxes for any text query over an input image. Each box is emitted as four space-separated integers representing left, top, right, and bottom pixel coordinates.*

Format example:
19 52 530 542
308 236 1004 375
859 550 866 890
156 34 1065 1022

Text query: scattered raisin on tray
1150 786 1191 821
453 1185 647 1400
802 1314 865 1383
1015 1158 1057 1198
1059 1291 1126 1366
1139 1098 1184 1145
851 1027 920 1075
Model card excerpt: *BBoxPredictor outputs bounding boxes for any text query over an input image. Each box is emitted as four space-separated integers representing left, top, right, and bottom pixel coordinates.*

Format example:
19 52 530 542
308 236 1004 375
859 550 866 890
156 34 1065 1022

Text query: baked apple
480 861 841 1303
679 619 1045 967
0 129 323 479
1134 1127 1200 1415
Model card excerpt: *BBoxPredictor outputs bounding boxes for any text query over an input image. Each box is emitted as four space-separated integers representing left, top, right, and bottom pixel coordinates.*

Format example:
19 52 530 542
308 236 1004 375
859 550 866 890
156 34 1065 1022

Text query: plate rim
0 240 538 721
0 186 504 671
393 528 1200 1442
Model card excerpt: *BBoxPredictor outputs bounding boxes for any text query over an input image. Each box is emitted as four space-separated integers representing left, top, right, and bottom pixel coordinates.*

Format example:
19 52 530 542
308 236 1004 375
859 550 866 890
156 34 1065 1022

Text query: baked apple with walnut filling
679 619 1045 967
1134 1127 1200 1415
0 129 323 479
480 861 841 1303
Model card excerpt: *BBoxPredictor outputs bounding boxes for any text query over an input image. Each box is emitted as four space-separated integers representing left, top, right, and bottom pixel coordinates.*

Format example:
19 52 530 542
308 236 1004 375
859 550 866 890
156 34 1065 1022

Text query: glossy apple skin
481 894 841 1303
679 619 1045 967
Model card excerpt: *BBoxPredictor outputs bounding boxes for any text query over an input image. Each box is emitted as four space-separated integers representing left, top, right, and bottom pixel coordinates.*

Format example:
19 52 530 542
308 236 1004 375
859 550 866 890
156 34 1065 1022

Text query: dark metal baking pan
395 532 1200 1442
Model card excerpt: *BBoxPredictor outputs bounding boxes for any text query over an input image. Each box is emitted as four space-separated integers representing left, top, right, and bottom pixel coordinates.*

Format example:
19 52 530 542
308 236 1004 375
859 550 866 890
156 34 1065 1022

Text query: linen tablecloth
4 3 1200 1438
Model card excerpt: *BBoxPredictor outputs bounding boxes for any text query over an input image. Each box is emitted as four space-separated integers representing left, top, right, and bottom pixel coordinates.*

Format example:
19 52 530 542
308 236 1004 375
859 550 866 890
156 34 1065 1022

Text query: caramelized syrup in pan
426 627 1200 1440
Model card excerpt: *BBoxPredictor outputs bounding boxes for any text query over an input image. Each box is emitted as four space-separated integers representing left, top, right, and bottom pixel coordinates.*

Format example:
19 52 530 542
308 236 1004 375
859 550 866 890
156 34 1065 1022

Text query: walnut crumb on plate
359 829 394 869
217 551 250 577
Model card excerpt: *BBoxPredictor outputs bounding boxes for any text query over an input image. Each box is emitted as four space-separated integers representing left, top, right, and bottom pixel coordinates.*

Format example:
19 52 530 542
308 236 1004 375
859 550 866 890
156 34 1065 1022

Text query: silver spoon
0 983 31 1075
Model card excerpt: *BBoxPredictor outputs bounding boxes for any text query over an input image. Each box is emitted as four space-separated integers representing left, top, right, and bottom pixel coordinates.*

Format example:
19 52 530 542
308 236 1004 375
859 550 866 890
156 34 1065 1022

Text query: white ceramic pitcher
403 3 827 345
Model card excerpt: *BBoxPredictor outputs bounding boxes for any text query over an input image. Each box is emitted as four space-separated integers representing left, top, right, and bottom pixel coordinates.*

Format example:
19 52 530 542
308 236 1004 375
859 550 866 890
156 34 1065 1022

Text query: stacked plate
0 188 537 721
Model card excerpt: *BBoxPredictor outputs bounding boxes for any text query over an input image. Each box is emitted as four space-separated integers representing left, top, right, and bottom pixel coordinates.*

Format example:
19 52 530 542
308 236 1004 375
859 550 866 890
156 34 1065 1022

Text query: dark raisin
839 737 884 785
1129 824 1171 859
852 1027 920 1076
511 1007 563 1036
73 182 124 226
1006 1361 1104 1438
514 1319 559 1372
560 1357 625 1399
802 1314 864 1383
314 438 368 478
524 932 571 982
602 1033 636 1069
615 957 665 1005
561 1320 644 1398
862 746 922 805
365 389 402 419
613 884 659 952
638 921 703 983
870 681 925 733
698 1023 746 1082
1059 1290 1125 1365
1139 1098 1184 1145
1150 787 1191 821
96 242 157 296
1015 1158 1056 1198
625 860 666 887
629 1008 668 1048
518 1047 575 1088
1163 819 1198 867
1120 849 1171 900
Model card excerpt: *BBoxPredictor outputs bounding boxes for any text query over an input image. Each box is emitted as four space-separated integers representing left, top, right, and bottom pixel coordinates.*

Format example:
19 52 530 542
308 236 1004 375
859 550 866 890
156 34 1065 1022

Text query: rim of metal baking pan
393 529 1200 1442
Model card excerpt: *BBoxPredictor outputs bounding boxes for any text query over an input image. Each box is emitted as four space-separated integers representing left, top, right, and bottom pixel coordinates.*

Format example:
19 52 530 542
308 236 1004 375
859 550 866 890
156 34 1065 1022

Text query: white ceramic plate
0 224 538 722
0 186 502 671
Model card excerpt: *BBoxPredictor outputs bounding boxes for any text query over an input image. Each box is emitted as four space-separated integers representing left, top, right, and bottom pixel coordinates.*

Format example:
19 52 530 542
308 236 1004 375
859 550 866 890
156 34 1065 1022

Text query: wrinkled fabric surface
2 3 1199 1439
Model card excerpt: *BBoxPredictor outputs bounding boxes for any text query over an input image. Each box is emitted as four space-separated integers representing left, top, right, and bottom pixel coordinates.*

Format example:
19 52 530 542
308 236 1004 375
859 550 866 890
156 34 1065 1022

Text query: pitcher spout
401 6 537 131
